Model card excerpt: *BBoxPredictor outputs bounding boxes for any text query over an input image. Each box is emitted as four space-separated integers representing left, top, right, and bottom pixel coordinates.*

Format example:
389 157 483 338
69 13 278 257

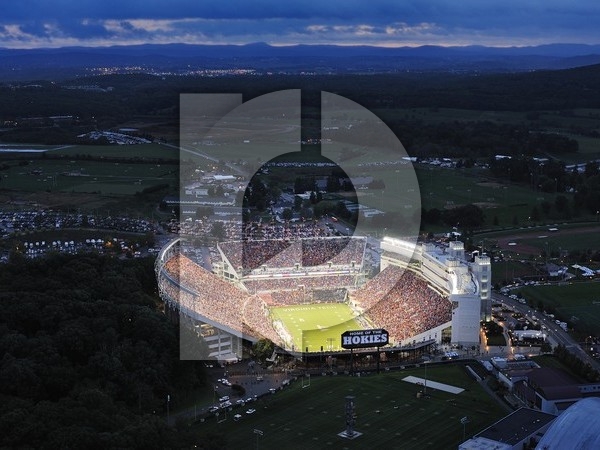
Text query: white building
380 237 491 347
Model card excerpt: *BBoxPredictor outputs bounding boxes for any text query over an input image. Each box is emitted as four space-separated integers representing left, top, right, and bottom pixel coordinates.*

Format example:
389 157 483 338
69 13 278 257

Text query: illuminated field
270 303 363 352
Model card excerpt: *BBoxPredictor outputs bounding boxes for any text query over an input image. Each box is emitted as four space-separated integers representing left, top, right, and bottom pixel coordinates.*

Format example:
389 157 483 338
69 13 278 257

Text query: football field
270 303 364 352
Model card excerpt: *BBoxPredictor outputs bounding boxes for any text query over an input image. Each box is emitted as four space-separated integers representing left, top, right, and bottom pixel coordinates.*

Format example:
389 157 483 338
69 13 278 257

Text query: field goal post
302 373 311 389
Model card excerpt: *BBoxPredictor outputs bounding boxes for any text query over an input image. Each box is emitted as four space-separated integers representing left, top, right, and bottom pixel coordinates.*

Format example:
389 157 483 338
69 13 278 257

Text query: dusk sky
1 1 599 49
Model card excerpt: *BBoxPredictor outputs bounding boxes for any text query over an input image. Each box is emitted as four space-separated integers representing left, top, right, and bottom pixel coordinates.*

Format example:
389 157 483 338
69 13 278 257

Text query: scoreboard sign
341 329 389 349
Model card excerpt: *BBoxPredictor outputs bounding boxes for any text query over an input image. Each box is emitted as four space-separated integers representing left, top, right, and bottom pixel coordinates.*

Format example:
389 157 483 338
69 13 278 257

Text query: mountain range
1 42 600 80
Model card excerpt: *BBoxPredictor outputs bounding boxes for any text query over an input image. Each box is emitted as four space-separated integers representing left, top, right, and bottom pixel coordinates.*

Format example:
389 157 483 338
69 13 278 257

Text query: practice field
520 282 600 335
195 363 507 449
270 303 363 352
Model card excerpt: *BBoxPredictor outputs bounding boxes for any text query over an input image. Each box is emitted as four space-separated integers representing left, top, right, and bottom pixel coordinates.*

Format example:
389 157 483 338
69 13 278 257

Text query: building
460 408 556 450
535 397 600 449
380 238 490 346
512 367 600 415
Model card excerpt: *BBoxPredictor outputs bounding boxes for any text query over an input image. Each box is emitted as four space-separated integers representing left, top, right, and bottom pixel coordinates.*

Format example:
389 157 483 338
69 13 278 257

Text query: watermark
175 89 421 359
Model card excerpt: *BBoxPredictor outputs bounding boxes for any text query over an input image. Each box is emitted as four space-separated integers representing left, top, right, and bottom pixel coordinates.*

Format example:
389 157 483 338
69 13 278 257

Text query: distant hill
1 42 600 80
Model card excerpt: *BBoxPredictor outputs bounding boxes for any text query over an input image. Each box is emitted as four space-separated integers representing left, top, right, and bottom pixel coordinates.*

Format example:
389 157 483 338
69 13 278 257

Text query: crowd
301 237 366 267
219 239 295 271
351 265 406 310
242 221 330 241
355 269 452 344
161 254 246 332
241 295 283 345
219 236 366 273
243 273 357 293
268 290 305 306
159 249 452 350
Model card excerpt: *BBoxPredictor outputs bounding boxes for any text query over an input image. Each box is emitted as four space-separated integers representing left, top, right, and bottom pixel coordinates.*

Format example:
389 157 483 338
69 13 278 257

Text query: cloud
0 1 599 48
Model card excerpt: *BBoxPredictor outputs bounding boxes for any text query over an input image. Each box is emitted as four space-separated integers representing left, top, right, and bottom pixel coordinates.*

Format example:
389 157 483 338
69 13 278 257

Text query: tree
252 339 274 362
281 208 293 221
210 221 226 240
0 253 208 448
554 195 569 216
540 341 552 354
540 200 552 216
530 206 540 222
293 195 303 211
196 206 214 219
326 175 341 192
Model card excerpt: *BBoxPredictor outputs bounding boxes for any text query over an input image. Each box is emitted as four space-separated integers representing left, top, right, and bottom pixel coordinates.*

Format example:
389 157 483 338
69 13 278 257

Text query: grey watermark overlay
174 90 421 360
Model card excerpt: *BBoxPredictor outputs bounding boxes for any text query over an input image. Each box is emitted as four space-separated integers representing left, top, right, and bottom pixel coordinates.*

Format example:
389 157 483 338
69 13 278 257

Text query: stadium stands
219 236 366 275
157 236 453 353
353 267 452 343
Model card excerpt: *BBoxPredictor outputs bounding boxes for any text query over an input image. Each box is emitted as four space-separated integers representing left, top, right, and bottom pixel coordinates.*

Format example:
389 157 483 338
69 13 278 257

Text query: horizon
2 41 600 51
1 1 600 50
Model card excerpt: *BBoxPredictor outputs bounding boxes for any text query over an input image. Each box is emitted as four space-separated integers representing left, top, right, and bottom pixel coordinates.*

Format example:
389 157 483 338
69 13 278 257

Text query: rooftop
475 407 556 446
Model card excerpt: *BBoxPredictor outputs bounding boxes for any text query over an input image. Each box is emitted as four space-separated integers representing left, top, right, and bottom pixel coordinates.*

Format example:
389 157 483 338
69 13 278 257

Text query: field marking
402 376 464 394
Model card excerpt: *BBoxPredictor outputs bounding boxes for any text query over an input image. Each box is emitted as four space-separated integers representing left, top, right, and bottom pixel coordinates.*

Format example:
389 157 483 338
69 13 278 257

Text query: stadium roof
536 398 600 449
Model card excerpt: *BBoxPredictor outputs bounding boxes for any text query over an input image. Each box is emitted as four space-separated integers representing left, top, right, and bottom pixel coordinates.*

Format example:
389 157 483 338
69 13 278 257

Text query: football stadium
155 235 491 361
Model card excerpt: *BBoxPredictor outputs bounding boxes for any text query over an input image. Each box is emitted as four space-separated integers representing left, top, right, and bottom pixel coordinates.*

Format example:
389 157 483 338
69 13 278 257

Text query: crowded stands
219 236 366 274
241 295 283 345
243 273 357 293
162 254 246 332
158 244 452 351
354 269 452 344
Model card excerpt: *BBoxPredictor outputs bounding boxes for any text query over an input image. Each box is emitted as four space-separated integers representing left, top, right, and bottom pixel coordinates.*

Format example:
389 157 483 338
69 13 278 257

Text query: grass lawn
0 158 177 195
51 143 180 159
480 222 600 256
194 363 507 449
520 282 600 335
270 303 363 352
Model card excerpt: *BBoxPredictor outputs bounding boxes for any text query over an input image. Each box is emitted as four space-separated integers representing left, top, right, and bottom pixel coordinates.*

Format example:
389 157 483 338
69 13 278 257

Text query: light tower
338 395 362 440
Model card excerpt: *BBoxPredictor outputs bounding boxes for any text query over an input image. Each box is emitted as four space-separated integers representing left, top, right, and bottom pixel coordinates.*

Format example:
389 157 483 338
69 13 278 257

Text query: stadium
155 235 490 361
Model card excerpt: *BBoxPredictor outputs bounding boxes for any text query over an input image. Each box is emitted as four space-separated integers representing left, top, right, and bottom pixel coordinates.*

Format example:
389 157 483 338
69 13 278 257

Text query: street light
422 356 431 394
253 429 263 450
167 394 170 425
460 416 470 440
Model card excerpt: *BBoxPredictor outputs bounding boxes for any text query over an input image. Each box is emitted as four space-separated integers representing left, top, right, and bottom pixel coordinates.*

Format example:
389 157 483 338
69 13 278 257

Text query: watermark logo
176 90 421 359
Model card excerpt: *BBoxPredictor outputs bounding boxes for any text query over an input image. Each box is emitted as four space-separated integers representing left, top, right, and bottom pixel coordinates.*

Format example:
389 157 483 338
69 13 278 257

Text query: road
167 363 289 426
491 292 600 372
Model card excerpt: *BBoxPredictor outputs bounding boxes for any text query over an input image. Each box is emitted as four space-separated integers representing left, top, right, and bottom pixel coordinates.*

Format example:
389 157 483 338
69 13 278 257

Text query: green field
271 303 363 352
0 155 177 195
194 364 507 449
520 282 600 335
52 143 181 159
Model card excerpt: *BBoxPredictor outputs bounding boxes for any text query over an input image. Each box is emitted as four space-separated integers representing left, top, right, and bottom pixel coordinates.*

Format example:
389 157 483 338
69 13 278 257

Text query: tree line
0 253 212 449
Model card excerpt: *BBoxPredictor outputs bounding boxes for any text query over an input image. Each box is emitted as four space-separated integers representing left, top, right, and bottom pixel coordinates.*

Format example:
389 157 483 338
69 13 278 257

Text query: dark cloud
0 0 599 47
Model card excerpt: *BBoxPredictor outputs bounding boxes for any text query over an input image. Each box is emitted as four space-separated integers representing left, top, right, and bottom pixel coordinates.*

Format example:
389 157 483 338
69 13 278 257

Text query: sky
1 1 599 49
